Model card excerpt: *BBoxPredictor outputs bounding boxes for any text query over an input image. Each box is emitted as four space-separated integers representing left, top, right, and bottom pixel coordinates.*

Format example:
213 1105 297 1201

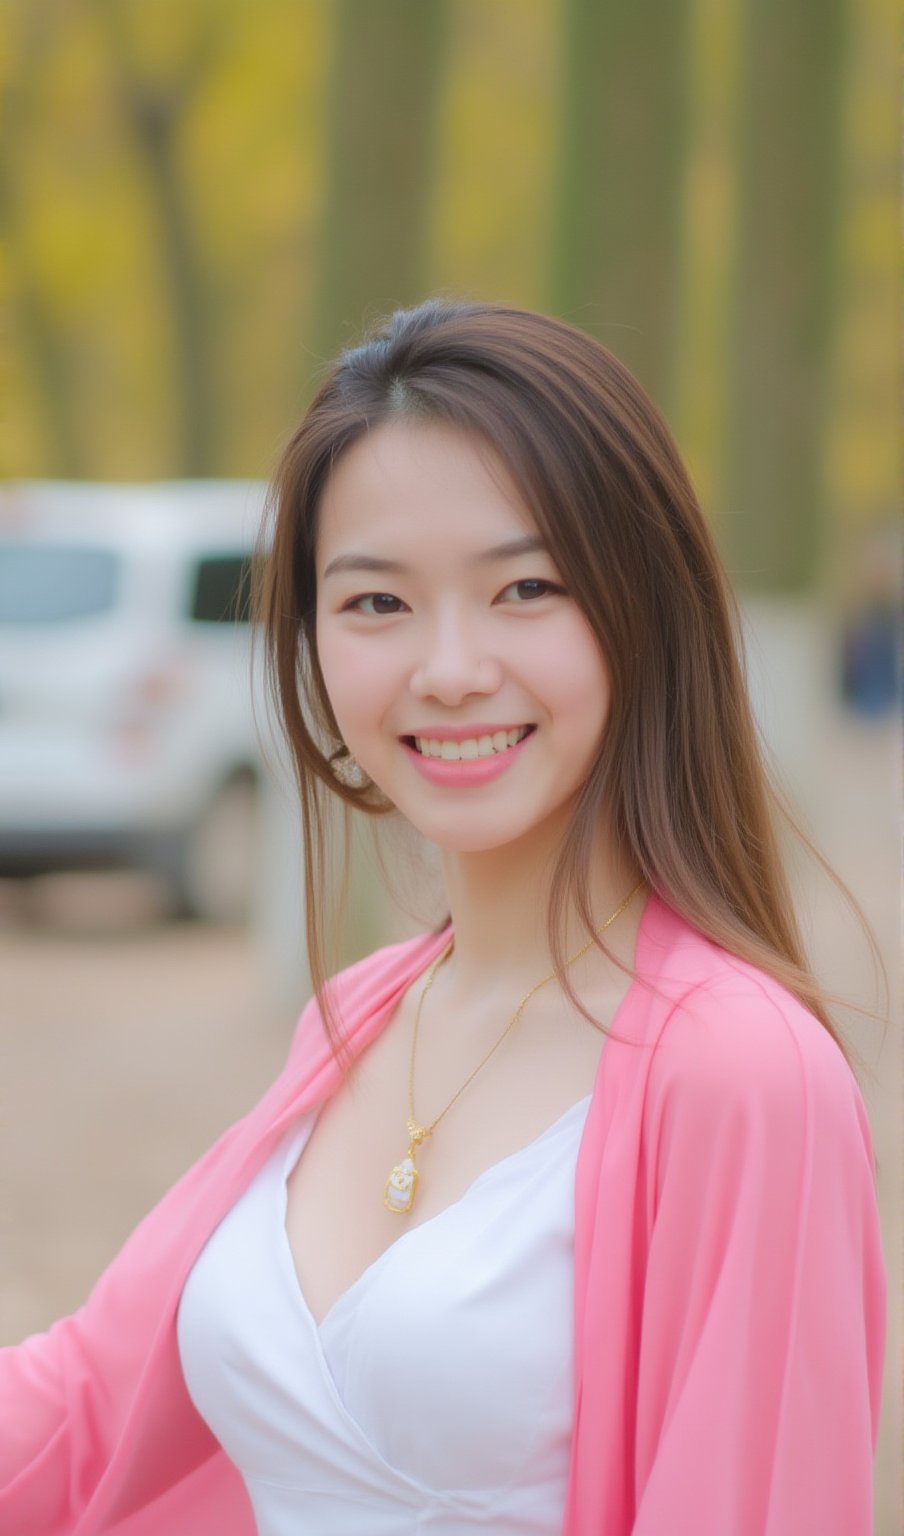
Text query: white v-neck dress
177 1094 591 1534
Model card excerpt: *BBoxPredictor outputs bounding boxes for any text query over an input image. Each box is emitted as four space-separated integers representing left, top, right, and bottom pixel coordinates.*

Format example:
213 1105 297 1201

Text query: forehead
315 419 541 566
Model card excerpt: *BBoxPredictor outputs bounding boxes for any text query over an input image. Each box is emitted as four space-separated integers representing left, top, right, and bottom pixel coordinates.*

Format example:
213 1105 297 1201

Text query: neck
434 809 644 1007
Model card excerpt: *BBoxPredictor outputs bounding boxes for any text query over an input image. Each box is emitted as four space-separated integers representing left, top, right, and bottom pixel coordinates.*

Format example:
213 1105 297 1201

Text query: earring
330 748 369 789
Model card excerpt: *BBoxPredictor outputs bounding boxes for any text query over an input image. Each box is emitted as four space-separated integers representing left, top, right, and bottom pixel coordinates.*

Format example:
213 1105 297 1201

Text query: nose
409 607 502 706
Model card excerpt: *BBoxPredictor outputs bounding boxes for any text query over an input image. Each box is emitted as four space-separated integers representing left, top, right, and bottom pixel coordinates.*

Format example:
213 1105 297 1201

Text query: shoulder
289 926 451 1060
644 936 869 1153
322 926 450 1011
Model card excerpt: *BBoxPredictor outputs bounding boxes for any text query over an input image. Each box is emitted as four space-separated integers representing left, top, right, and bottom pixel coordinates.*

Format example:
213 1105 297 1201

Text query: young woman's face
314 419 611 855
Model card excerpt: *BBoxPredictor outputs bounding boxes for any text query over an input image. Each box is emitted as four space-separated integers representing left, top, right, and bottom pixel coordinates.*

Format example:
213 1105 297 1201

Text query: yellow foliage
3 0 897 588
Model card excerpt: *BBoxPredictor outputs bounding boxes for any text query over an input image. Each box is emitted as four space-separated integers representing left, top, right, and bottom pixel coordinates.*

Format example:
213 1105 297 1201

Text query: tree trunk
721 0 847 590
101 2 221 476
548 0 692 410
310 0 448 365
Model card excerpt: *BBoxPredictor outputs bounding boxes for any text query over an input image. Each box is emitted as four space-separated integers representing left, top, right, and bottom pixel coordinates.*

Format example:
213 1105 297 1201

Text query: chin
404 810 553 857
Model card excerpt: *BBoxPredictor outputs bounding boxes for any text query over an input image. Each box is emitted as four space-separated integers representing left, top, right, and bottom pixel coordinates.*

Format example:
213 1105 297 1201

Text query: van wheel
175 773 260 924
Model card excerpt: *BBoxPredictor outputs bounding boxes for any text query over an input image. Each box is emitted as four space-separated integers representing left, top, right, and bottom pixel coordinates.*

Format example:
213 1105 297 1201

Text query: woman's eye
500 579 560 602
341 581 561 614
344 592 405 615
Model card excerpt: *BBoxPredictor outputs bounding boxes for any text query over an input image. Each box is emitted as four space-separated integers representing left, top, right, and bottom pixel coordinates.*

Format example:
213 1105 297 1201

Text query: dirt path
1 893 291 1338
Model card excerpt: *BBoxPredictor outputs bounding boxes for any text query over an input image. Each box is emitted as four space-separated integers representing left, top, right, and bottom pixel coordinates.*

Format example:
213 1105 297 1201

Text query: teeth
414 727 530 760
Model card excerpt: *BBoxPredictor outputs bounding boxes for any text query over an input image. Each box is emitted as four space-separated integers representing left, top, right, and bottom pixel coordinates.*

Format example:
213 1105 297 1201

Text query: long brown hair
255 298 855 1057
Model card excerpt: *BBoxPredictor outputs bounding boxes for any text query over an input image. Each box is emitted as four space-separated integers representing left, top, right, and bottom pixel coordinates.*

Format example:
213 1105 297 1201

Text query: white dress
177 1095 591 1534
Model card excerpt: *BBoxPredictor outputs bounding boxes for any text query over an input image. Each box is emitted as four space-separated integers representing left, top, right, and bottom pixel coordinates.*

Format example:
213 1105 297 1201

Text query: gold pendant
383 1121 429 1214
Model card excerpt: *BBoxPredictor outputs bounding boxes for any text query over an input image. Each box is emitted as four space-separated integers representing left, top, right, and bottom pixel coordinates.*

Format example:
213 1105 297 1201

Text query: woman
1 300 886 1535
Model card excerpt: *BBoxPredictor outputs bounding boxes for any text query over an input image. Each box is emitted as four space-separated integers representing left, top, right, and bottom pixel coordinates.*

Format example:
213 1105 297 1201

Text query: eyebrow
321 534 548 581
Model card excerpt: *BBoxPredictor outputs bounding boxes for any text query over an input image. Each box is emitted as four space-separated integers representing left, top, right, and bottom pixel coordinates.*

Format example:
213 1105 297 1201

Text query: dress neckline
280 1089 593 1336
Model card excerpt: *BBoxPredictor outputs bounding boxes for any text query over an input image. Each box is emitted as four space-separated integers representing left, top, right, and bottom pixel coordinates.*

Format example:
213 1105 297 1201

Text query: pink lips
401 727 535 786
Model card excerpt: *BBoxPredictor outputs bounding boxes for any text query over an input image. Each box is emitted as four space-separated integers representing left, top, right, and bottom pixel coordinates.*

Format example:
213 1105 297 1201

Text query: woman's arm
0 1116 256 1534
633 969 886 1536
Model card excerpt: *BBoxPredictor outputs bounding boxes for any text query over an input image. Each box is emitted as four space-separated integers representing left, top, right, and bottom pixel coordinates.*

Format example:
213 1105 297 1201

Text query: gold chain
406 880 645 1144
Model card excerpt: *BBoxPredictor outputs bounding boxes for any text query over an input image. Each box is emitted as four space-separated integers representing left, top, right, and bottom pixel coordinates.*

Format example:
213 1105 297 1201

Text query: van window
190 555 254 624
0 544 119 624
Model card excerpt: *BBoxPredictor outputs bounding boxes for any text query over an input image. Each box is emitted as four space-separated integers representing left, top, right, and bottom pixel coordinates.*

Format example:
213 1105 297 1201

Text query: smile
400 726 536 787
406 726 534 761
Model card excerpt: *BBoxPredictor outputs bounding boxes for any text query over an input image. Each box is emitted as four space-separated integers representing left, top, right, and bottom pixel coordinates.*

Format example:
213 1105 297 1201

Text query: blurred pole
548 0 692 407
310 0 448 361
721 0 848 590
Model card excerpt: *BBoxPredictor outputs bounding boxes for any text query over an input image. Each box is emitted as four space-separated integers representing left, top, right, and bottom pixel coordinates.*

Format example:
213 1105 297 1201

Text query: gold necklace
383 881 644 1214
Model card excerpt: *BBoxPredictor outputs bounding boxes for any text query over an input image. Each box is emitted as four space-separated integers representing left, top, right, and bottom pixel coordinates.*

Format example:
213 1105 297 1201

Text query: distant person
841 532 899 717
1 301 886 1534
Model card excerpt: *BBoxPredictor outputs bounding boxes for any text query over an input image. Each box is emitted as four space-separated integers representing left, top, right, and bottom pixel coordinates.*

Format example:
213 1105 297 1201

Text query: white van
0 480 273 922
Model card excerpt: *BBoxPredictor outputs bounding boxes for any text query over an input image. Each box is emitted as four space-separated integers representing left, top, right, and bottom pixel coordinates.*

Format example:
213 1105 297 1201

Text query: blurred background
1 0 899 1526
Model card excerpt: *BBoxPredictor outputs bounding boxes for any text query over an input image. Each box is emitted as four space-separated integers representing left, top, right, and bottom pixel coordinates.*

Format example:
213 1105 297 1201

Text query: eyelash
341 580 563 616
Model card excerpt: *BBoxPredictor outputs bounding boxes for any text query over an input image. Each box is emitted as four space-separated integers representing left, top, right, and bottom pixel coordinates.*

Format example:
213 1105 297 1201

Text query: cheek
314 621 352 726
315 625 395 733
534 621 610 728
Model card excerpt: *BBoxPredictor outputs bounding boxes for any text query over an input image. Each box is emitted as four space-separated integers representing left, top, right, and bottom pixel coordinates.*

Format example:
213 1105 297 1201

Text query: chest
284 988 609 1326
177 1103 589 1528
